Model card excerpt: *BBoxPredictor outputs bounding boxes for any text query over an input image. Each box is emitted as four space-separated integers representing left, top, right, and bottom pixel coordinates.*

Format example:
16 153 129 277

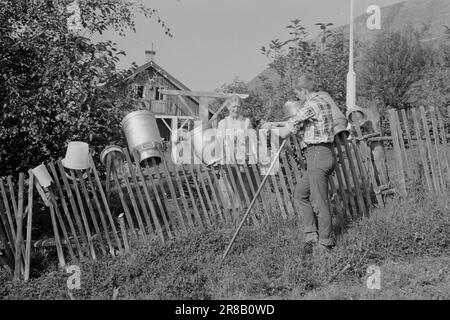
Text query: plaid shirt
286 92 334 145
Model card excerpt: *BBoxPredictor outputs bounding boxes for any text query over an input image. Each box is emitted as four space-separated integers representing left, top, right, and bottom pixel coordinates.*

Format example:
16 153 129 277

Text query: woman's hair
294 74 314 91
226 95 242 111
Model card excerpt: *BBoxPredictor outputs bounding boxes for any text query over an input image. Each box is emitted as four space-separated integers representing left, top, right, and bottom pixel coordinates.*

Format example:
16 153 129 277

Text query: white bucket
31 164 53 188
62 141 90 170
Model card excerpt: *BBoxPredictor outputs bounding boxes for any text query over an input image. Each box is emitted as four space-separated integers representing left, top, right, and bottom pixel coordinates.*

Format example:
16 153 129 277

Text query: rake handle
221 138 288 264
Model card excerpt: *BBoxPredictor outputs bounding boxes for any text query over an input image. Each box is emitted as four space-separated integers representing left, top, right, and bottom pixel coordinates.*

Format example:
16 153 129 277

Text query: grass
0 189 449 300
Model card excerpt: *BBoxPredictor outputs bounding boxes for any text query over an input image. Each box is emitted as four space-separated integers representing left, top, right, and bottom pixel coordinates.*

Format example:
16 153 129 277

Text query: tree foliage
358 26 428 109
256 20 359 120
0 0 170 176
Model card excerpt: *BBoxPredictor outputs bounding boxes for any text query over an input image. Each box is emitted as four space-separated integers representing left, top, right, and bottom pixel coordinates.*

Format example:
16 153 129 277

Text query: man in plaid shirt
264 74 336 253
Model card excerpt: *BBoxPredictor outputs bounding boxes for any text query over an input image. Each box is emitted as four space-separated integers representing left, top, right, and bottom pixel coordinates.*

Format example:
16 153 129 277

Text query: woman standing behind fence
217 96 254 211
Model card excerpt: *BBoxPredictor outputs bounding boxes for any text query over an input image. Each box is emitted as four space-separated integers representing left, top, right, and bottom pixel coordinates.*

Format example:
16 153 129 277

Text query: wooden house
125 50 213 140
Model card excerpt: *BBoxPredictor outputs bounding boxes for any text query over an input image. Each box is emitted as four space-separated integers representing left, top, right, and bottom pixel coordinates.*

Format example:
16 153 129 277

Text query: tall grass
1 189 449 300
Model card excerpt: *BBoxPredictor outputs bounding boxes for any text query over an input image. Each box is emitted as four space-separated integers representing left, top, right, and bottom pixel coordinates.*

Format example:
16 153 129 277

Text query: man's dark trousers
295 143 336 246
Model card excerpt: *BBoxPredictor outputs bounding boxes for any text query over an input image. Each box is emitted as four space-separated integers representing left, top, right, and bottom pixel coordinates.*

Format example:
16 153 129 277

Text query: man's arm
272 103 316 139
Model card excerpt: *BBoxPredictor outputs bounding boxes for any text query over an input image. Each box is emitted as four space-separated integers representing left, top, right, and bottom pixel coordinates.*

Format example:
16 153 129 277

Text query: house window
137 85 144 99
154 86 165 101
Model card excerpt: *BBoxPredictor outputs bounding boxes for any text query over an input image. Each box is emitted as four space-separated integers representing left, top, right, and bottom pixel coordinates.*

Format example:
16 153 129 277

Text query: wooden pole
24 172 34 281
410 108 432 191
118 214 130 254
388 109 407 197
88 154 123 253
48 162 84 259
13 173 24 280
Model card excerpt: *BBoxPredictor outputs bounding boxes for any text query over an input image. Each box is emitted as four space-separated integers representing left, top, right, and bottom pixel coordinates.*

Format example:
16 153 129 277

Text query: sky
93 0 405 91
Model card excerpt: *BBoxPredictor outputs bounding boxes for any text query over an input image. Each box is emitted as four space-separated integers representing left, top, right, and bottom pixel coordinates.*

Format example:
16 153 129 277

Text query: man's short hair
294 74 314 91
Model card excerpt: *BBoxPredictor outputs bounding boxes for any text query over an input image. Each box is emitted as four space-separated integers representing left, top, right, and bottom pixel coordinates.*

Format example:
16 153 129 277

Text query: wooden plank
330 146 352 220
48 162 84 258
267 165 288 220
186 164 212 228
57 160 89 249
342 136 367 216
275 159 295 219
52 197 76 260
179 164 204 229
146 158 175 238
130 154 166 243
335 135 359 218
201 167 225 223
436 107 450 185
87 168 128 250
75 170 107 255
401 109 414 152
7 176 18 220
69 170 97 260
388 109 407 197
411 108 433 191
283 150 302 214
234 165 260 226
24 172 34 281
88 154 124 253
49 204 66 269
0 207 13 271
157 153 188 235
105 154 112 198
122 149 154 236
420 106 441 193
208 166 233 223
199 97 210 125
395 111 411 178
13 173 24 280
285 145 302 185
109 168 137 240
195 165 217 225
118 214 130 254
0 179 16 252
280 152 296 198
167 160 195 228
217 165 239 221
242 162 267 219
160 89 249 99
119 160 149 239
249 163 272 220
351 141 372 213
0 192 15 257
430 106 446 191
361 140 383 208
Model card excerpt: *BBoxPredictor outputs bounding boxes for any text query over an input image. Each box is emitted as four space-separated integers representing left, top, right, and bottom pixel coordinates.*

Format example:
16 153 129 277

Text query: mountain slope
248 0 450 91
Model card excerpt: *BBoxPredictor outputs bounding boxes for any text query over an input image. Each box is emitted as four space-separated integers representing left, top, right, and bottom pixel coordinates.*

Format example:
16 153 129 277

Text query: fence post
388 109 407 197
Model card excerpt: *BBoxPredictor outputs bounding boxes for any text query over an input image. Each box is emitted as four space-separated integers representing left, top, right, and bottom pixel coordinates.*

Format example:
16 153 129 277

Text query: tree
358 26 428 110
0 0 171 176
258 20 359 120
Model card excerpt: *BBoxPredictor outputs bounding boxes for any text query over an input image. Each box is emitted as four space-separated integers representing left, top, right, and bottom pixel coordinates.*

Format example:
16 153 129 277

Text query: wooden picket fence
1 130 384 280
387 106 450 196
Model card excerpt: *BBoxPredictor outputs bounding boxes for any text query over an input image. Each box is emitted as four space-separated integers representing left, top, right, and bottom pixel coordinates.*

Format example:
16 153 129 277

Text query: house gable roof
126 60 200 105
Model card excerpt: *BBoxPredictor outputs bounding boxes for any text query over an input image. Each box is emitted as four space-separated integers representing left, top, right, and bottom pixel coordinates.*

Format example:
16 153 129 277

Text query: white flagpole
346 0 356 110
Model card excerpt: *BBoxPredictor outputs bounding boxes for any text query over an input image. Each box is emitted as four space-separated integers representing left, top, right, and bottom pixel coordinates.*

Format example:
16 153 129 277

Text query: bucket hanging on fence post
31 164 53 188
120 110 162 165
62 141 90 170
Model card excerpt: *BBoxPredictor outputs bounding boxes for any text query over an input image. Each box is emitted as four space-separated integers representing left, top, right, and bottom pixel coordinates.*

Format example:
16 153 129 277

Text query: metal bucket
282 100 301 120
120 110 162 164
